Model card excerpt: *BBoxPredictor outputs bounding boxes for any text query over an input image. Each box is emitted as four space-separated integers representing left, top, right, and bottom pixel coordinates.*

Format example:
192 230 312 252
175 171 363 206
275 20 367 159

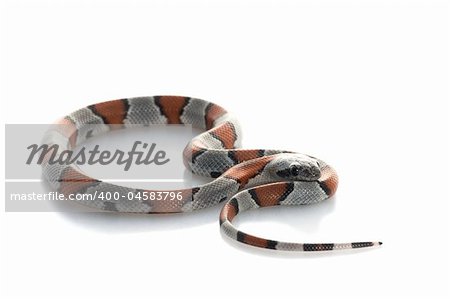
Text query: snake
42 96 382 251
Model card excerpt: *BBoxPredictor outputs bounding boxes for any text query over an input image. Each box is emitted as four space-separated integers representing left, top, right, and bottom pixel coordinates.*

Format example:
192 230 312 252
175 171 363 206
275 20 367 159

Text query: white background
1 0 449 298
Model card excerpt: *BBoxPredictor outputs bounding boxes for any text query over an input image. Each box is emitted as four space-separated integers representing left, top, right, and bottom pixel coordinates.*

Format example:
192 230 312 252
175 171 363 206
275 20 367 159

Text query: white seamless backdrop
1 0 449 298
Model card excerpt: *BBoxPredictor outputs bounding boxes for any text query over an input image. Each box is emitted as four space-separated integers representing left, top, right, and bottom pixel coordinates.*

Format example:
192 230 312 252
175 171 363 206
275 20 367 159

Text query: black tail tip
378 242 383 246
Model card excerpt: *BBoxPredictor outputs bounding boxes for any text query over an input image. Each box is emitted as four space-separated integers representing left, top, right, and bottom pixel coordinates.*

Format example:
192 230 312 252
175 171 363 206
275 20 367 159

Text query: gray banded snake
42 96 382 252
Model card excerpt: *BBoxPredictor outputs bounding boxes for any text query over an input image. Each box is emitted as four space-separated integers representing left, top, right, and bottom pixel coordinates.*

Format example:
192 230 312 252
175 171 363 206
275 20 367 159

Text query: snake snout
302 163 321 181
309 164 321 179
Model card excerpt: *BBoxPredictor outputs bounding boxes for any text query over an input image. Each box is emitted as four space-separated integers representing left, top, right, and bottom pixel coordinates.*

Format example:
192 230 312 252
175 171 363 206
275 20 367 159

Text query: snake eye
289 164 300 176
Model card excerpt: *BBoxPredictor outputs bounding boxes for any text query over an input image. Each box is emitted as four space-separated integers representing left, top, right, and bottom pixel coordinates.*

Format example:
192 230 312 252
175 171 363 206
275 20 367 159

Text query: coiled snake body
43 96 381 251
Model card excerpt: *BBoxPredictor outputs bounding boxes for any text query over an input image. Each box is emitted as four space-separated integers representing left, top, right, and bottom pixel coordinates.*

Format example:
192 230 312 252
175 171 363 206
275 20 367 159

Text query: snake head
269 153 321 181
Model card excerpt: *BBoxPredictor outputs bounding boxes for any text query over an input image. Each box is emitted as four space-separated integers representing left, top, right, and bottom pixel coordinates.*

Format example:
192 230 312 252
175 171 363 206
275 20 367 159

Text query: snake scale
42 96 381 251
